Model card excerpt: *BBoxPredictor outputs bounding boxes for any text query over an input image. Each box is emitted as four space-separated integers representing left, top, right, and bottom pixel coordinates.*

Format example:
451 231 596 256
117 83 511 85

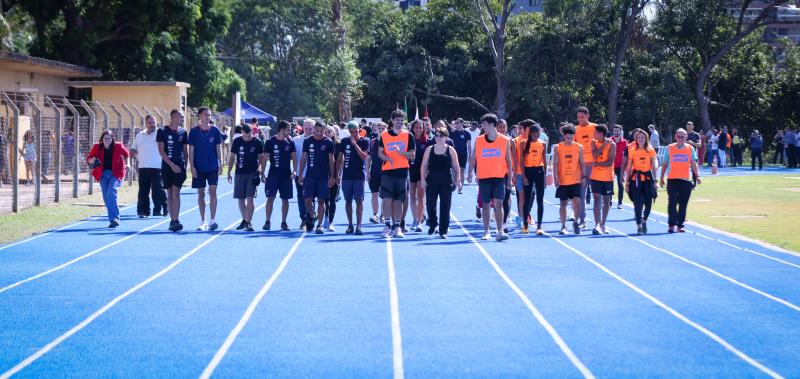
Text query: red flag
424 104 429 118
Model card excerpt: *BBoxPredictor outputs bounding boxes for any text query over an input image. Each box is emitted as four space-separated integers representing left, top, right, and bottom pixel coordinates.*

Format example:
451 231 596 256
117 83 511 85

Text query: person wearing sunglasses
660 128 701 233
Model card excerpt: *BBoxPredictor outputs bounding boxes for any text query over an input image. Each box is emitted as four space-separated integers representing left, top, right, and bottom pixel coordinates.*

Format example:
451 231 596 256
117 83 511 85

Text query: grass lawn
652 174 800 253
0 183 139 246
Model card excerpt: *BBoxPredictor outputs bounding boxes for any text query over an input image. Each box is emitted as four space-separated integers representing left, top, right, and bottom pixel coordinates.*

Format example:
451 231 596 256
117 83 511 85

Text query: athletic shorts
456 152 467 168
514 174 524 193
234 173 258 199
161 166 187 188
380 175 407 201
265 172 293 199
192 171 219 189
302 176 329 200
555 183 582 200
478 177 505 204
590 180 614 196
368 174 381 193
342 179 365 202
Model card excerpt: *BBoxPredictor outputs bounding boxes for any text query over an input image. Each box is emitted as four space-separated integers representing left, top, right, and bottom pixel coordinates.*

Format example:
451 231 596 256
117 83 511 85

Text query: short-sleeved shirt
613 138 627 168
451 129 471 156
303 137 335 180
369 138 383 177
156 126 188 168
340 137 370 180
629 146 657 172
188 125 223 172
378 129 416 178
231 137 264 174
132 129 162 169
687 132 701 146
265 136 296 175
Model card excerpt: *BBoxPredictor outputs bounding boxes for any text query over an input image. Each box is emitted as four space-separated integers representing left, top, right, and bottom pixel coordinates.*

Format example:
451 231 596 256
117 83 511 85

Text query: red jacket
87 142 129 181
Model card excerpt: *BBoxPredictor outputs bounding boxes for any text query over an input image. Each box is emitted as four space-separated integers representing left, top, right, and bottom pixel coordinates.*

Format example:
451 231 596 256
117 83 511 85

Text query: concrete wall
0 71 70 111
91 86 188 128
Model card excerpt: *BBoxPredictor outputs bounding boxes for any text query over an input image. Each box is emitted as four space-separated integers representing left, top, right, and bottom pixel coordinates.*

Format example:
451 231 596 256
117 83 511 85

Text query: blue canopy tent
223 100 277 125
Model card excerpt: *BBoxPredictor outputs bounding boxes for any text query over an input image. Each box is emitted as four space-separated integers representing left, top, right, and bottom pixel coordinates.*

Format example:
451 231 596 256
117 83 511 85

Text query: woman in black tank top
420 127 461 238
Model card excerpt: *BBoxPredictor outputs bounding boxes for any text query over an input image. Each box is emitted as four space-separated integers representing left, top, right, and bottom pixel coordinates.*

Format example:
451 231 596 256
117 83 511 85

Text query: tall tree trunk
332 0 351 122
608 0 647 128
493 34 507 118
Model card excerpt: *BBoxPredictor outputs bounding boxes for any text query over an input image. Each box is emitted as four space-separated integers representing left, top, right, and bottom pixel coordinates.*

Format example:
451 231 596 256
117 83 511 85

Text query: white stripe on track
200 232 306 379
386 237 405 379
0 204 137 252
451 213 595 379
0 191 233 295
542 230 784 379
0 204 260 379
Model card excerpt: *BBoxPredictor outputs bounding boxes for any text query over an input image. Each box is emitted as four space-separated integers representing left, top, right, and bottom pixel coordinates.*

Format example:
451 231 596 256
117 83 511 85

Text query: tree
607 0 650 129
474 0 515 118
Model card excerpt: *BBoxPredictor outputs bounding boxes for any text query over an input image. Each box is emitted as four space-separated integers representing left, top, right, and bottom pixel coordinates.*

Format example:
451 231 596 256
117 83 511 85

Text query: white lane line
0 191 234 295
451 213 595 379
0 205 260 379
603 224 800 313
200 232 306 379
0 203 137 252
386 237 405 379
542 230 783 379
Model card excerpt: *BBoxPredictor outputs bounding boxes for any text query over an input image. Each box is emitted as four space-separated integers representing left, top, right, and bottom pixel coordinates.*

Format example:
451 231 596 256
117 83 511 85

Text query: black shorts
555 183 582 200
302 176 329 200
409 166 421 183
380 175 407 201
590 180 614 196
161 166 187 188
192 171 219 189
456 152 467 168
368 174 381 193
234 173 258 199
265 172 293 199
478 177 505 204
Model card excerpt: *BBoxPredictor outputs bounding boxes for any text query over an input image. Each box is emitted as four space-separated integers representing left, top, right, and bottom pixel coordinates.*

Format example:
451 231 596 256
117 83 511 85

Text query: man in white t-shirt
466 121 481 183
131 115 167 218
292 119 315 229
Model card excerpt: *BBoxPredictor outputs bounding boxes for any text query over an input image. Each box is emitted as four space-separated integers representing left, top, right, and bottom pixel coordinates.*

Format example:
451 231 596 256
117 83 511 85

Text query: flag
403 98 408 120
414 105 419 121
424 104 429 119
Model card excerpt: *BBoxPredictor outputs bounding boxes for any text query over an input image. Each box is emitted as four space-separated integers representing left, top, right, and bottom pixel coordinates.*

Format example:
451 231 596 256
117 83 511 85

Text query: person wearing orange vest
519 120 548 235
378 109 416 238
512 121 530 230
574 106 596 230
625 128 658 235
553 124 585 235
660 128 701 233
468 113 513 241
590 124 616 235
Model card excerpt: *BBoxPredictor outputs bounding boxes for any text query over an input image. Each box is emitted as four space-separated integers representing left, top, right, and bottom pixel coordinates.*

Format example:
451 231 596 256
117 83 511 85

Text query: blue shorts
265 172 293 199
192 171 219 189
302 176 329 200
342 179 365 202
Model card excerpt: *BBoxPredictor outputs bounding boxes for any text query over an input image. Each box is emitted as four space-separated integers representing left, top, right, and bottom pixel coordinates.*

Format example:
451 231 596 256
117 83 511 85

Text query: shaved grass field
652 174 800 253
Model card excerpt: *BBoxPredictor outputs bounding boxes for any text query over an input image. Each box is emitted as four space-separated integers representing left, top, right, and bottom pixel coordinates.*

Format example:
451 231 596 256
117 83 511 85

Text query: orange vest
556 142 582 186
575 122 596 162
590 141 614 182
513 137 525 174
381 130 411 171
523 139 546 168
630 146 656 172
476 134 509 179
666 143 693 180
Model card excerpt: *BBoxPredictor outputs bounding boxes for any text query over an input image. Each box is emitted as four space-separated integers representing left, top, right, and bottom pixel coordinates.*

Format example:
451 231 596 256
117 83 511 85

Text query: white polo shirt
132 129 163 169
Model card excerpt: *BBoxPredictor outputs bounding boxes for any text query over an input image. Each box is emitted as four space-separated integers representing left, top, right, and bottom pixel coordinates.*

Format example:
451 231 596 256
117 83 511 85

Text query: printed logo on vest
481 148 501 158
387 142 405 152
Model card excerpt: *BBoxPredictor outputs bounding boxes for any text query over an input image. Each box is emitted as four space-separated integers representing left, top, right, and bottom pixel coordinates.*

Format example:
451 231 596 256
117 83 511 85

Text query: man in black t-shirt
260 120 297 231
338 121 370 235
298 121 336 234
227 124 264 231
157 109 189 232
450 118 471 191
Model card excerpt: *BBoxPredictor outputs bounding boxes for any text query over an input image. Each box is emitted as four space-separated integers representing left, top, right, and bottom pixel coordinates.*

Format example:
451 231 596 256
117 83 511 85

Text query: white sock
210 219 216 224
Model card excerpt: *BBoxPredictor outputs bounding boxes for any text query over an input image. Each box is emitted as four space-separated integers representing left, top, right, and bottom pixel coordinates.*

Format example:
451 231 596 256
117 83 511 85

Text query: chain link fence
0 92 232 215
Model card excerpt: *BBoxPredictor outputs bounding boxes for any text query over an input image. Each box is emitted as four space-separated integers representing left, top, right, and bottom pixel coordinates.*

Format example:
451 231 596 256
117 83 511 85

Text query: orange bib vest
666 143 693 180
476 134 509 179
556 142 582 186
381 130 411 171
590 141 614 182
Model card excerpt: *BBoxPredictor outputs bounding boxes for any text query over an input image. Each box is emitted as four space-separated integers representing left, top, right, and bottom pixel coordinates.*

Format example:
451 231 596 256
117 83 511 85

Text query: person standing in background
750 130 764 171
131 115 167 218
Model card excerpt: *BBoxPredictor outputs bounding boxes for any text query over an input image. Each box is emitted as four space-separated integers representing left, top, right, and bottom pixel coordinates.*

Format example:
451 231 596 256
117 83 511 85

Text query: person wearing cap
337 121 370 235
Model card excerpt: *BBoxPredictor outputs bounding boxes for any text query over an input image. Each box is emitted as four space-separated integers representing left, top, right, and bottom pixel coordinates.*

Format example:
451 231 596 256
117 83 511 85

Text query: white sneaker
392 228 405 238
481 233 491 240
381 226 391 238
196 222 208 231
327 225 335 232
496 232 509 242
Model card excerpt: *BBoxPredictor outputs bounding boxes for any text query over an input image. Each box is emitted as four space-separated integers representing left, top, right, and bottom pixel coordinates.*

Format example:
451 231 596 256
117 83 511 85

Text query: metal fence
0 92 233 215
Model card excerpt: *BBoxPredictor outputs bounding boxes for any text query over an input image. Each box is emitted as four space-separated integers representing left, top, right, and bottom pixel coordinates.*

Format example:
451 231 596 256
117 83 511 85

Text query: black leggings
613 167 624 205
628 178 655 225
503 187 511 225
426 181 452 235
325 185 339 223
667 179 692 228
523 167 545 227
751 149 763 170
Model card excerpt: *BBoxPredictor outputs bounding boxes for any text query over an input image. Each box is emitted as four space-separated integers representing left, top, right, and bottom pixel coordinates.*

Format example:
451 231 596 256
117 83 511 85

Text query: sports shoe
616 203 622 209
536 228 544 236
475 206 482 220
636 224 643 235
496 232 509 242
668 225 675 234
354 227 363 235
109 220 119 228
139 214 148 219
393 228 405 238
280 222 290 231
439 234 448 239
578 221 586 230
503 227 509 234
208 222 219 231
559 227 567 235
573 222 581 235
414 224 422 233
641 221 648 234
521 226 529 234
381 226 392 238
197 222 208 231
602 226 609 235
592 227 601 235
327 225 335 232
262 221 271 231
428 223 437 235
315 225 324 234
481 233 491 240
346 225 354 234
677 226 686 233
299 221 307 231
245 222 254 232
237 221 248 230
369 215 380 224
169 220 183 232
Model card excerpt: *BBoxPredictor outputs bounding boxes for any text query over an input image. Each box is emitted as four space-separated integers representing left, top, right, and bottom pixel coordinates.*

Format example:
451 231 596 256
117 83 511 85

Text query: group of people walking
88 105 705 240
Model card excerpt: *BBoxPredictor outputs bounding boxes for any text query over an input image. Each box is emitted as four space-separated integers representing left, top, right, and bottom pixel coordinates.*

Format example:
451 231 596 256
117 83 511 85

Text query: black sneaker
636 224 643 235
175 221 183 232
573 222 581 235
236 221 247 230
245 222 254 232
428 224 437 235
475 206 482 219
262 221 271 231
345 225 354 234
503 227 509 234
642 221 648 234
138 214 148 219
315 225 324 234
354 226 363 235
109 221 118 228
280 222 290 231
